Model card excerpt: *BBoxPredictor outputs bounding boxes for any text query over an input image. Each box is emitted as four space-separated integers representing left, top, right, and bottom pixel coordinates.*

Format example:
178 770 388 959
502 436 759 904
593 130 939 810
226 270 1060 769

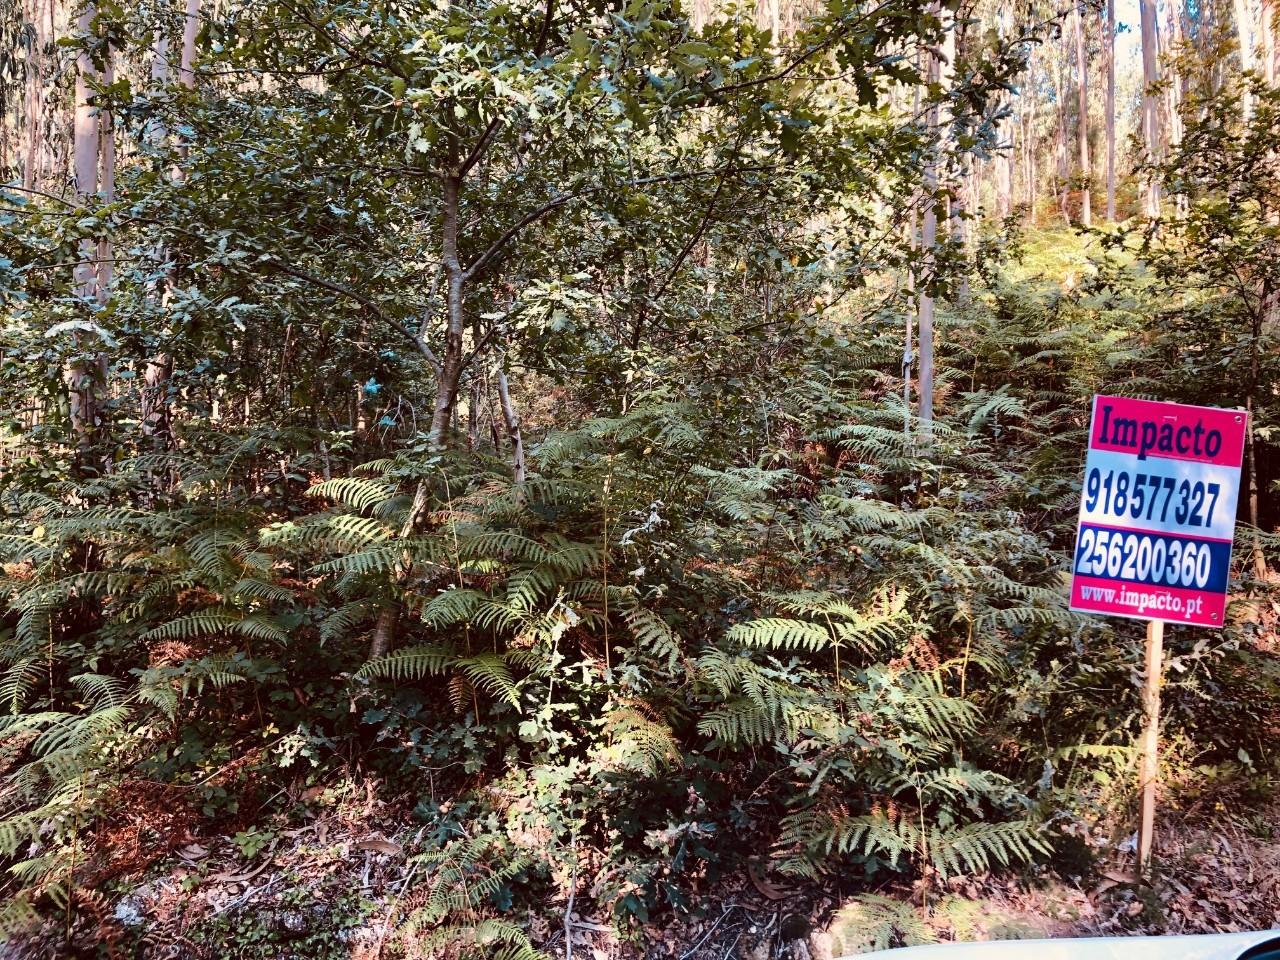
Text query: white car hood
848 932 1280 960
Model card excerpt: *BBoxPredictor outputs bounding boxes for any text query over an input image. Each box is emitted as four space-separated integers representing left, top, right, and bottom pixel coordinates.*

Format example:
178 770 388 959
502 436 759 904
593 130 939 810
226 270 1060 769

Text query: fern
308 476 398 513
356 644 456 683
778 804 1048 879
398 833 546 960
597 704 682 775
454 654 520 707
726 618 833 652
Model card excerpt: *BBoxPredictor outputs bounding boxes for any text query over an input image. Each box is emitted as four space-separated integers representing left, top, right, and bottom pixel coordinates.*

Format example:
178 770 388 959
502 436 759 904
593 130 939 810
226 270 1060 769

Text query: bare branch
457 116 504 180
265 257 435 362
463 163 777 281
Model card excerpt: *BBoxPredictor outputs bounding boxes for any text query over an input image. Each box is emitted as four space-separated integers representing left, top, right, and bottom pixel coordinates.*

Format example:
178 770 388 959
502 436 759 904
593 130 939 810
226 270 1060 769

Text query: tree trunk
939 16 963 300
1262 0 1276 85
22 0 44 193
993 9 1013 226
917 9 944 435
1024 58 1038 219
903 63 920 433
72 9 97 292
904 212 915 435
1105 0 1116 220
141 253 173 450
376 165 470 661
495 362 526 499
94 40 115 450
467 375 481 451
1236 0 1256 117
369 606 398 660
97 42 114 299
1073 0 1092 227
1139 0 1162 218
67 2 102 468
1248 299 1270 579
179 0 200 93
1052 54 1071 226
142 355 174 452
429 174 466 446
139 1 199 467
1166 1 1188 218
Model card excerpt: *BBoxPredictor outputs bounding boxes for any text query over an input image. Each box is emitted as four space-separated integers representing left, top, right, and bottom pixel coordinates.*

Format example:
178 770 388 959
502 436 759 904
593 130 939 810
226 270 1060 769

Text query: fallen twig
680 904 736 960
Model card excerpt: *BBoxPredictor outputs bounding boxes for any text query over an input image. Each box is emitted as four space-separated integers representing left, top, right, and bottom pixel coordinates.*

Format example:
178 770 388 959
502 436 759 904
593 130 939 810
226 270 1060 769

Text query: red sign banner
1069 395 1248 627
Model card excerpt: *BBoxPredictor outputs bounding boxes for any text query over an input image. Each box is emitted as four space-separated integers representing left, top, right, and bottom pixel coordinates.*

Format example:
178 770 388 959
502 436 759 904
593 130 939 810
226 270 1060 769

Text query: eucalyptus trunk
1139 0 1162 218
67 2 102 468
1105 0 1116 220
97 43 114 300
916 9 944 435
1052 54 1071 226
21 0 44 193
1263 0 1276 84
1236 0 1256 117
1073 0 1092 227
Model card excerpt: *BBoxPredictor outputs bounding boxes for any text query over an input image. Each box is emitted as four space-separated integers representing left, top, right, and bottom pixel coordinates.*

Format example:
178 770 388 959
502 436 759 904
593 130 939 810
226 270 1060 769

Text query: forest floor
78 786 1280 960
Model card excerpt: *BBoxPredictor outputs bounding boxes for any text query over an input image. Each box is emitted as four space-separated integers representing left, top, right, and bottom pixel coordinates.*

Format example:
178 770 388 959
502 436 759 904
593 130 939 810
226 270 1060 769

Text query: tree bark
1105 0 1116 220
142 24 173 453
67 2 102 468
1262 0 1276 85
993 6 1012 225
1052 53 1071 226
1139 0 1162 218
940 16 964 300
1024 56 1038 218
377 163 470 660
143 0 199 462
1236 0 1256 117
1167 0 1188 219
429 174 467 445
495 362 526 499
1073 0 1092 227
369 606 399 660
179 0 200 93
97 42 114 299
917 9 944 434
1247 299 1270 579
467 375 481 451
22 0 44 193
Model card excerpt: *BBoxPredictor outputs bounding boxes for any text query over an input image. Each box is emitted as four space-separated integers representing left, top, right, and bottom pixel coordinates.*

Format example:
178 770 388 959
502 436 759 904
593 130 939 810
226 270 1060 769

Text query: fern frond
726 618 832 652
356 644 455 683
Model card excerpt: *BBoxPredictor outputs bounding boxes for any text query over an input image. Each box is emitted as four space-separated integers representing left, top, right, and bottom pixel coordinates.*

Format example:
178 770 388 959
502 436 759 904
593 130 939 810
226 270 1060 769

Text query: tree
1072 0 1091 226
917 3 945 432
1105 0 1116 220
1139 0 1162 217
1143 61 1280 577
1236 0 1256 116
65 0 104 469
1262 0 1276 84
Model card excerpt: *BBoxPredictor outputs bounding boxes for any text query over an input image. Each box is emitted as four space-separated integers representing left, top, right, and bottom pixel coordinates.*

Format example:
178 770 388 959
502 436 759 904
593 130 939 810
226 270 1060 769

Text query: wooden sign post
1070 396 1248 874
1138 618 1164 871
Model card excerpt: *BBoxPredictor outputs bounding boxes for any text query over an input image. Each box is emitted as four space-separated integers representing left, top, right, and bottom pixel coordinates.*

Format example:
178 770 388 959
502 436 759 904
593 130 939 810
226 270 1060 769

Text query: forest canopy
0 0 1278 954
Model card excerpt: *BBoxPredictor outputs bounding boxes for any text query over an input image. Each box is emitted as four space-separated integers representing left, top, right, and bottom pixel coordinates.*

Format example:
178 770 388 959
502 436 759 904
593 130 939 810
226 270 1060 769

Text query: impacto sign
1070 395 1247 627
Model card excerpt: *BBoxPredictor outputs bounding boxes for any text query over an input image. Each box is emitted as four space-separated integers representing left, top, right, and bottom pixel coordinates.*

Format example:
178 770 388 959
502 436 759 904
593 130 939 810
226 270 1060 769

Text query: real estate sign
1070 395 1248 627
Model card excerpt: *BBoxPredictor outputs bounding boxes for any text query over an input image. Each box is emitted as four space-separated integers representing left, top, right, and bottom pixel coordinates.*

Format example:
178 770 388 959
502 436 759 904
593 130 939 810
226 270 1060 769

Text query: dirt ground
65 791 1279 960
